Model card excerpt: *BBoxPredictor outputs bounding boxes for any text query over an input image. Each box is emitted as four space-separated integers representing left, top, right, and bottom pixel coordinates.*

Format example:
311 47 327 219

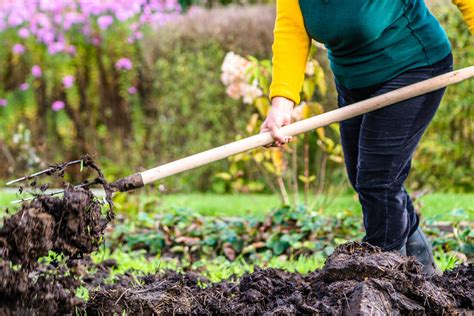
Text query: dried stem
291 142 299 205
303 133 310 206
277 175 289 205
317 153 328 195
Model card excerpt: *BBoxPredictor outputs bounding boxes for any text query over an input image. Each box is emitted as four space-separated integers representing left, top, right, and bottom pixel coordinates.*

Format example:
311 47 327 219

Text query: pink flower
39 30 55 45
116 10 133 22
32 65 42 78
48 41 65 55
91 36 101 46
134 31 143 40
7 13 23 27
63 75 75 89
12 44 25 55
66 45 77 56
51 100 65 111
19 83 29 91
0 99 7 107
115 58 133 71
18 27 30 38
97 15 113 30
128 87 137 94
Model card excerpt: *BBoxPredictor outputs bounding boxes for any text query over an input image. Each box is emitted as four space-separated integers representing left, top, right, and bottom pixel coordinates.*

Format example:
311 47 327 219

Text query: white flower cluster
305 60 316 76
292 103 305 121
221 52 263 104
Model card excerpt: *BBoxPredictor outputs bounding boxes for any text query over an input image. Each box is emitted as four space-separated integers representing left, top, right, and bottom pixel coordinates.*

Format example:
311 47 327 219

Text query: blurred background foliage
0 0 472 194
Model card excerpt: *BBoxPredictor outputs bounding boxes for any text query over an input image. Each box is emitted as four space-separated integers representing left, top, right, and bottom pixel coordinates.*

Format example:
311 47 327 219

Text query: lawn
154 192 473 221
1 190 472 221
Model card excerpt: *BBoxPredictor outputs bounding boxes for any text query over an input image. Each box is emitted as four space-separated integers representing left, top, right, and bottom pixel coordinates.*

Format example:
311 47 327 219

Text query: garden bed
85 243 472 315
0 184 472 315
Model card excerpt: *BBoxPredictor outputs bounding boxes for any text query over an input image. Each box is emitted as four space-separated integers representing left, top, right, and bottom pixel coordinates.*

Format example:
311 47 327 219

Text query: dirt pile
0 156 114 315
0 186 110 266
0 260 82 315
86 242 473 315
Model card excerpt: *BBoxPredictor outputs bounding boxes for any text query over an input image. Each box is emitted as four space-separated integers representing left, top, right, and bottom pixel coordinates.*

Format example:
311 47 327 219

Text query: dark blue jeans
336 53 453 251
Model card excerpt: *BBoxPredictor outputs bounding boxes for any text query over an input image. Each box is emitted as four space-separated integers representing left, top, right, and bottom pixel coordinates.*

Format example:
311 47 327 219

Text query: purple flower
0 99 7 107
48 41 65 55
19 83 29 91
8 13 24 27
18 27 30 38
91 36 101 46
66 45 77 56
38 30 55 45
63 75 75 89
12 44 25 55
115 58 133 71
128 86 137 94
32 65 42 78
97 15 113 30
116 10 133 22
51 100 65 111
63 12 86 31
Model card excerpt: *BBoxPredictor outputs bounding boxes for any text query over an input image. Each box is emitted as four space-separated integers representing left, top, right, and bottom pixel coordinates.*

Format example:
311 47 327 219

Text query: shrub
129 5 276 190
410 5 474 192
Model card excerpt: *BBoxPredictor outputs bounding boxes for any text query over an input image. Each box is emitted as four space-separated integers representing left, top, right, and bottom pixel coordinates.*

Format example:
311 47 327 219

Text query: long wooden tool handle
112 66 474 192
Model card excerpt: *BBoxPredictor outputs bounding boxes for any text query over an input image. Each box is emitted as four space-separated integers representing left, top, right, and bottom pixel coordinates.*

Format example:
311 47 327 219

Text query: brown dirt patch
86 243 473 315
0 156 113 315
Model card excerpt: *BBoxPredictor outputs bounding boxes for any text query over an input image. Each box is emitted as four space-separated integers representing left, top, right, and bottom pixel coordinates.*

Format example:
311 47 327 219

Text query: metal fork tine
9 180 99 204
10 190 65 204
6 159 83 186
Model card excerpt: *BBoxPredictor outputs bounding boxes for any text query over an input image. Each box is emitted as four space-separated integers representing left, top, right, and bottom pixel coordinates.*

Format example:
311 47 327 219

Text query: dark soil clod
0 185 110 267
85 243 473 315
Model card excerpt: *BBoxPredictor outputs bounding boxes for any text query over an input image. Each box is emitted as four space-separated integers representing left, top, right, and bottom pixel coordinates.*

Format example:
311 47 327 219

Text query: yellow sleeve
452 0 474 34
269 0 311 105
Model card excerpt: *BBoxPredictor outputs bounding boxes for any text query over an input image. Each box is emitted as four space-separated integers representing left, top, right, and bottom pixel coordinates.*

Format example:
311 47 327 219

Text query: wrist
271 96 294 110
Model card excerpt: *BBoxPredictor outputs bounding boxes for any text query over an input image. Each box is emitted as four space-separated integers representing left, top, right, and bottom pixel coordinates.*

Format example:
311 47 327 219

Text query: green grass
90 247 327 283
88 247 459 283
153 192 358 218
1 190 473 221
0 192 16 206
151 192 473 221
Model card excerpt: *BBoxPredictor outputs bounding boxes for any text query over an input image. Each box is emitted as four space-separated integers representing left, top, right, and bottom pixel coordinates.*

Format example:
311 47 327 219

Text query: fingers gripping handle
117 66 474 191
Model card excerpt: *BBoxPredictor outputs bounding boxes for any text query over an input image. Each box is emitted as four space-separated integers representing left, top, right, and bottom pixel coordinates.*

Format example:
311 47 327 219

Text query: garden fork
6 66 474 203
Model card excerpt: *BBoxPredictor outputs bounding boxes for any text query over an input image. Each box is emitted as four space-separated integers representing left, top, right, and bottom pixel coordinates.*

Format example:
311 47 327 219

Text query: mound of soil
0 259 82 315
86 243 473 315
0 156 114 315
0 186 110 267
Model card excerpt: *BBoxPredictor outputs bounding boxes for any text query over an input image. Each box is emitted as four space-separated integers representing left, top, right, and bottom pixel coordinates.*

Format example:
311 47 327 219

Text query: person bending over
261 0 473 275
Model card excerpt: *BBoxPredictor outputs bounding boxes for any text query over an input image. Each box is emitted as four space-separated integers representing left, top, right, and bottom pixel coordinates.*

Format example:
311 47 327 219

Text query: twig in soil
131 280 167 294
114 288 132 305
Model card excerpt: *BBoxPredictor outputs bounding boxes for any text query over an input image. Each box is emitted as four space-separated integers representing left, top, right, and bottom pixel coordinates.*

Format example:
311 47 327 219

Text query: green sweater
298 0 452 89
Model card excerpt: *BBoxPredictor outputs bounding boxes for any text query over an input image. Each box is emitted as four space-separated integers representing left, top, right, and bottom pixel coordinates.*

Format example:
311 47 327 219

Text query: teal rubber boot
406 227 440 276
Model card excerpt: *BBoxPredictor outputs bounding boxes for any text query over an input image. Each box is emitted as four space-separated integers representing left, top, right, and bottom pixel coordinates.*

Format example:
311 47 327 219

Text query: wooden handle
132 66 473 187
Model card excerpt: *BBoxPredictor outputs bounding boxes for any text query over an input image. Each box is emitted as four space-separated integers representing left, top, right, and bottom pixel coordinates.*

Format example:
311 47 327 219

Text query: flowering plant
0 0 181 167
219 46 343 207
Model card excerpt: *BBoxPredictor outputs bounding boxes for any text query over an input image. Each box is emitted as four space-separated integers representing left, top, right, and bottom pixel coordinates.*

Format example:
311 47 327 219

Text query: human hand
260 97 294 147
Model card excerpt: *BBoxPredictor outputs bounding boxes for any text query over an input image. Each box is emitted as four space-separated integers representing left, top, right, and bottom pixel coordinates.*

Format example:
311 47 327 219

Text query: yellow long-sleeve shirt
270 0 474 105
